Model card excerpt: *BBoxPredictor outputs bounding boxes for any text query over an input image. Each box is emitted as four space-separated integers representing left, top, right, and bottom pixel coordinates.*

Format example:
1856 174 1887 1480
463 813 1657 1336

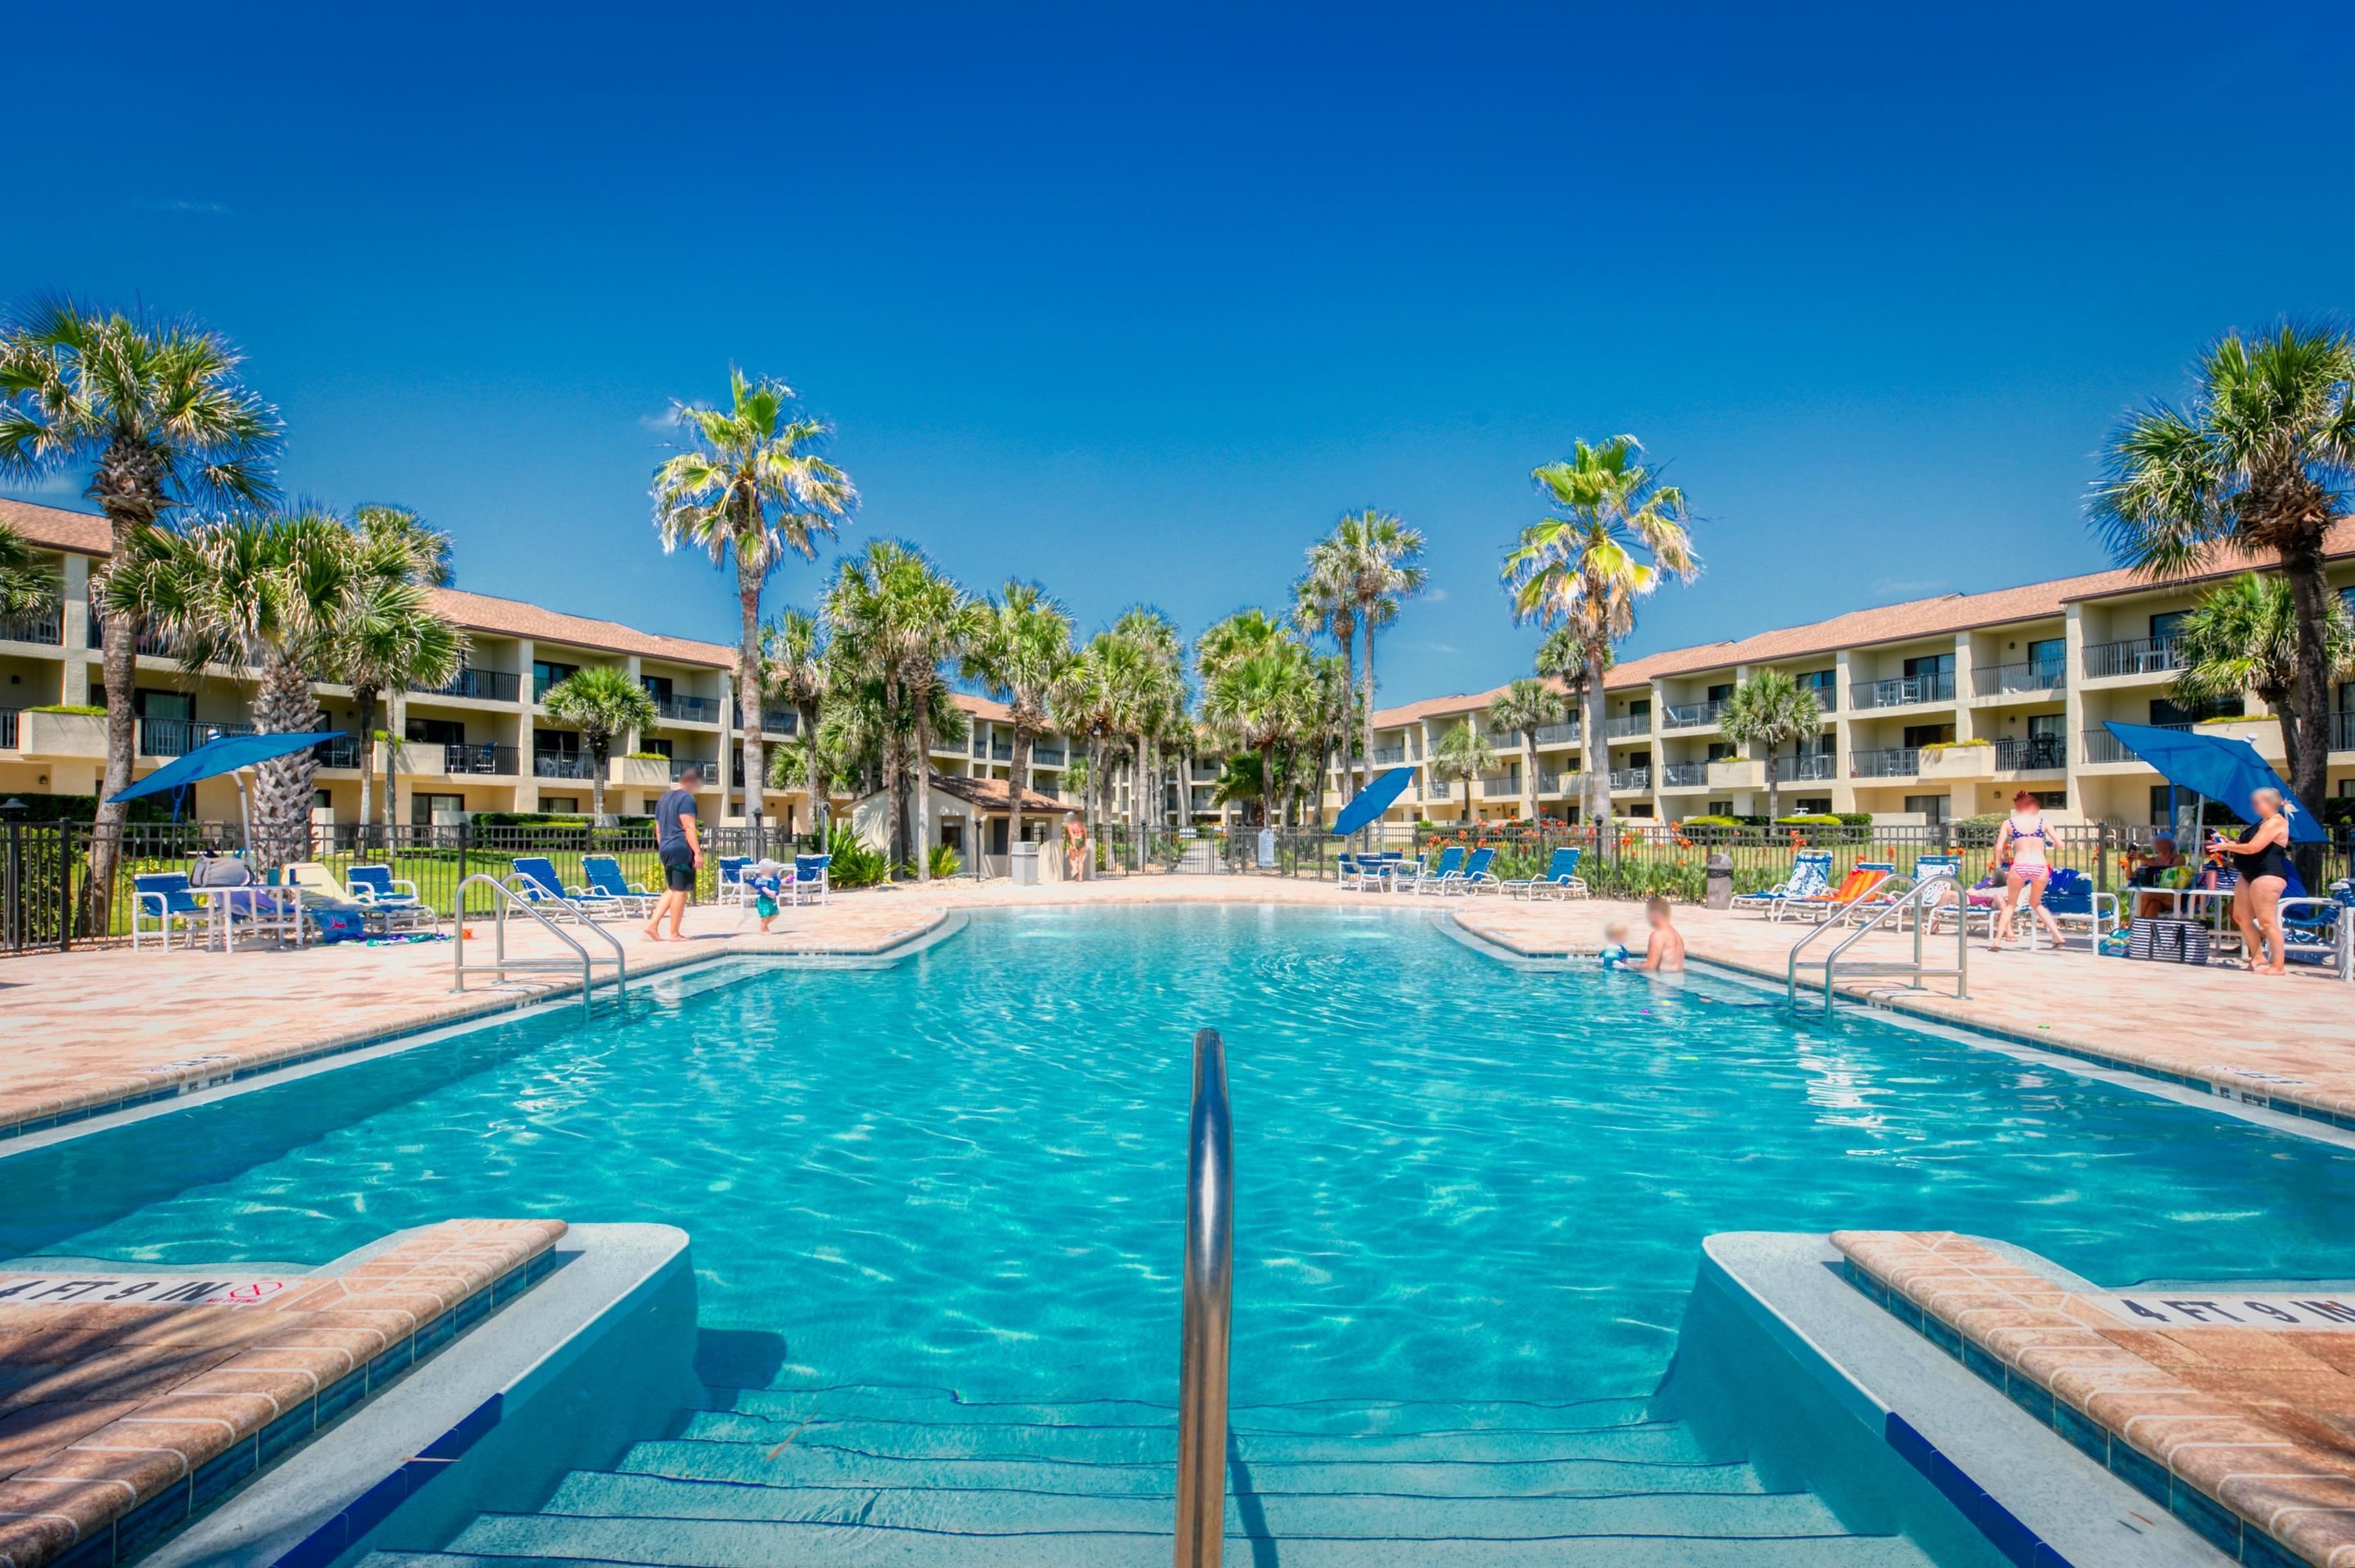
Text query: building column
717 670 737 824
2062 604 2090 822
58 556 91 705
514 638 537 813
1831 648 1857 814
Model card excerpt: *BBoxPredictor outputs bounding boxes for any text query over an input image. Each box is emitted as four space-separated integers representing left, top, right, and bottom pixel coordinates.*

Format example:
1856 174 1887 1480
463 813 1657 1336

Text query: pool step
358 1386 1940 1566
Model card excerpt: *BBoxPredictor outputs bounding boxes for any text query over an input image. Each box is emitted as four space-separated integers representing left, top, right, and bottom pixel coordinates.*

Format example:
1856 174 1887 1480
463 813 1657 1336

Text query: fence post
4 818 16 953
2096 821 2111 894
60 825 74 955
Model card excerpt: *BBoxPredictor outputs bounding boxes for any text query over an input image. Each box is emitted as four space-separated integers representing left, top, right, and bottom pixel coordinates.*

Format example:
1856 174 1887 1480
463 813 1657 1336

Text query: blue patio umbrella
110 730 347 843
1330 765 1415 837
2098 722 2325 844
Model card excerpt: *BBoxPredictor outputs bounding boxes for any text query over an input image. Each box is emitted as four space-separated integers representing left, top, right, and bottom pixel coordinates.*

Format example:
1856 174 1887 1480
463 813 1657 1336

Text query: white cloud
1422 585 1450 603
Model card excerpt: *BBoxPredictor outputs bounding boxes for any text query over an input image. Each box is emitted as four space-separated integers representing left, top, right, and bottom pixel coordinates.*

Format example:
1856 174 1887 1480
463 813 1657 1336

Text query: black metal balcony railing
1972 660 2066 698
1422 778 1454 800
533 751 597 781
86 616 184 658
139 716 257 757
669 756 716 782
0 709 16 749
1771 752 1838 782
1608 766 1651 791
0 603 64 646
446 742 520 776
1797 680 1839 713
646 692 722 724
1850 746 1922 778
415 666 523 703
968 737 1013 762
1995 737 2067 772
1662 699 1725 730
1661 760 1708 786
1850 672 1955 710
2083 636 2184 680
315 735 366 769
1604 713 1652 739
2079 724 2187 764
1533 721 1580 746
1033 745 1067 767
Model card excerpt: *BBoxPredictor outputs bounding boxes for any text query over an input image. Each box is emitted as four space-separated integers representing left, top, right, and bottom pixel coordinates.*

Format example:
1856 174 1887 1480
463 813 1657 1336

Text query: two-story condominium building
1339 526 2355 829
0 500 1073 833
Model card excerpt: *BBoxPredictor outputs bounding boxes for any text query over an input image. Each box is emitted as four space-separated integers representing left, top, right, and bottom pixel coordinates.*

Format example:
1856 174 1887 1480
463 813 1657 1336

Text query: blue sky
7 3 2351 702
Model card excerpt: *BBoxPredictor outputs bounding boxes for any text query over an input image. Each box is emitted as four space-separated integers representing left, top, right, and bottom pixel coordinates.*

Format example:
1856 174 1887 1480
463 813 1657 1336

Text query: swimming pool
9 906 2350 1564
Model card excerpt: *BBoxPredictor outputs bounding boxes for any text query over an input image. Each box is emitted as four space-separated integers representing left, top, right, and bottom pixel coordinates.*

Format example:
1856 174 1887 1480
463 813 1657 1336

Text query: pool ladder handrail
449 871 629 1016
1786 873 1969 1012
1175 1027 1233 1568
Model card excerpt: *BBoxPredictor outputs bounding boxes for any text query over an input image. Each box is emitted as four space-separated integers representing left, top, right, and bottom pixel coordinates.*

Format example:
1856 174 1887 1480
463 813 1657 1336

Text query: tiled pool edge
0 912 956 1146
1698 1233 2222 1568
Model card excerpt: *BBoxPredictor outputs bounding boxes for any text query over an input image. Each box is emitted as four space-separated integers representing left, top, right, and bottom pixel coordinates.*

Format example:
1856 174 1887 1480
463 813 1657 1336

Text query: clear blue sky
7 3 2350 702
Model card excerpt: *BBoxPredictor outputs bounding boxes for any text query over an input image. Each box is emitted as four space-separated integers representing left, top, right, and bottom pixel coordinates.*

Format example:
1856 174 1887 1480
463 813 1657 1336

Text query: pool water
8 906 2351 1563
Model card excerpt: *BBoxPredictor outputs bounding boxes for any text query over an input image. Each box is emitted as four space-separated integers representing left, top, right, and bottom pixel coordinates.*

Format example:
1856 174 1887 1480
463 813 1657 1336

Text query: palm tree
1429 721 1495 824
1051 638 1119 867
2088 323 2355 844
1110 607 1184 836
762 608 831 843
1502 436 1698 837
1199 635 1313 829
0 517 59 618
104 509 370 868
1719 670 1824 823
962 581 1076 864
653 368 855 844
542 668 658 824
1487 679 1566 823
1297 652 1356 827
332 506 463 843
0 298 279 909
1294 530 1361 796
1534 625 1609 820
1337 509 1425 788
2170 572 2355 787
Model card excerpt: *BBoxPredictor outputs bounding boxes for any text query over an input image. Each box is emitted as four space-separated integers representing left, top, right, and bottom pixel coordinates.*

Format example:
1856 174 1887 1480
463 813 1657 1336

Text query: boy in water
1624 896 1686 974
1598 921 1632 969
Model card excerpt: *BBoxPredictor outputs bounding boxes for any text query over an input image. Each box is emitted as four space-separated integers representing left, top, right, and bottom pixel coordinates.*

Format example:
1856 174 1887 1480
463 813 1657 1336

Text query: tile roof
424 587 738 666
926 771 1068 815
0 497 110 554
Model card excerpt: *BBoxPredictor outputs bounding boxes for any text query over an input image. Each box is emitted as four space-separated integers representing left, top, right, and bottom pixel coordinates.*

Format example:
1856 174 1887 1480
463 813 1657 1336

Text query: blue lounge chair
2036 867 2119 949
1730 852 1832 916
345 864 436 929
1504 847 1587 899
716 856 751 906
132 872 211 951
1409 846 1465 894
2280 880 2354 979
793 854 831 905
581 854 657 918
509 856 593 920
1441 846 1497 895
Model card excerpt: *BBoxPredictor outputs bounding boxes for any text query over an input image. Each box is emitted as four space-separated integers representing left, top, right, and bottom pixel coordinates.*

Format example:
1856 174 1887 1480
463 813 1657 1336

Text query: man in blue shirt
644 766 704 941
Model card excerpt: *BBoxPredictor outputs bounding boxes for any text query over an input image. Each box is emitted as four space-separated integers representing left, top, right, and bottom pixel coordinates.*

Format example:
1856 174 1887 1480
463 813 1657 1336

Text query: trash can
1703 853 1734 909
1010 841 1040 887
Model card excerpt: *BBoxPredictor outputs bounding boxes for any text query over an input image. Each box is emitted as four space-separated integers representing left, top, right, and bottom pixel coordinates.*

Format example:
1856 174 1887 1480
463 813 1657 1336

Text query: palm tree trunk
83 513 142 934
253 656 325 871
914 708 934 884
589 740 608 822
353 686 378 851
1583 640 1612 846
1258 743 1276 831
2282 538 2334 881
1339 623 1361 801
1767 741 1783 824
1360 620 1379 808
1521 733 1537 822
803 703 823 849
1009 726 1029 876
736 571 765 853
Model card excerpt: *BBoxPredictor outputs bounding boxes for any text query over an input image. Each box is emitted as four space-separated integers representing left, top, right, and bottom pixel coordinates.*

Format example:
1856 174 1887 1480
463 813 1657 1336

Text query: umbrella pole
236 768 253 856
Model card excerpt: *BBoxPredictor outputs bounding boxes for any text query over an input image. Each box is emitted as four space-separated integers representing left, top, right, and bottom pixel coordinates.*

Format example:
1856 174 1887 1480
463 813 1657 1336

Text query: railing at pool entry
1786 874 1969 1012
1175 1027 1234 1568
449 871 629 1016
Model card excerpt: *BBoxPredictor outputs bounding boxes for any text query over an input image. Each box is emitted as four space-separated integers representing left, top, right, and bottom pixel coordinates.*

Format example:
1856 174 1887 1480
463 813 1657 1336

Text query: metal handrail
448 872 627 1016
1174 1027 1233 1568
1787 875 1969 1011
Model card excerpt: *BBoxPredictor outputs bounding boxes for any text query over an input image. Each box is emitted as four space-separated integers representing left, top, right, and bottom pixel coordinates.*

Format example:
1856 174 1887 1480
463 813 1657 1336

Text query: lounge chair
1440 846 1498 895
281 862 421 939
793 853 831 905
1781 861 1894 924
1409 846 1465 894
2280 880 2355 979
716 856 751 906
2037 868 2118 949
1730 852 1832 916
344 864 437 930
509 856 596 921
1504 847 1587 899
581 854 658 918
132 872 212 952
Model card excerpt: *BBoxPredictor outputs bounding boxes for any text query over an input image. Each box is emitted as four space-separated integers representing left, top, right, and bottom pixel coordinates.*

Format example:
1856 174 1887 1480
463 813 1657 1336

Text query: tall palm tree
0 298 279 907
332 505 462 842
1501 437 1698 837
653 368 855 843
1337 509 1425 788
105 508 370 868
762 608 831 842
0 517 59 618
1052 638 1121 864
1294 529 1361 795
2088 323 2355 842
1429 721 1495 824
1719 670 1823 823
1535 625 1609 819
962 581 1076 862
541 668 658 824
1296 652 1356 828
1487 679 1566 823
1199 635 1312 830
2169 572 2355 787
1110 607 1184 834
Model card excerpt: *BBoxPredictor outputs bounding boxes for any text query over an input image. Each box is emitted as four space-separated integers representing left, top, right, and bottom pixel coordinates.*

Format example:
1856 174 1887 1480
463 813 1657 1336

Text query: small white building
850 772 1073 877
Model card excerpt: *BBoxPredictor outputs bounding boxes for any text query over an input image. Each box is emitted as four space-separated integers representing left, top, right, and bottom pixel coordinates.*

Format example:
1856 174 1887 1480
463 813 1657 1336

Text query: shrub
825 823 890 889
27 703 106 716
928 843 962 880
0 792 179 823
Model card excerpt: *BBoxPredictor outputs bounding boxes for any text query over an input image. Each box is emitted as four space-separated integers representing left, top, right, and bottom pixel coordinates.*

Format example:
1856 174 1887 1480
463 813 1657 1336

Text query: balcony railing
1608 766 1651 791
533 751 597 780
1034 745 1067 767
1422 778 1454 800
1994 737 2067 772
0 603 64 646
415 666 522 703
315 735 366 769
1850 746 1921 778
970 737 1014 761
1603 713 1652 739
0 710 16 749
2080 724 2188 764
651 692 724 724
446 742 520 776
1661 760 1709 786
2083 636 2184 679
670 756 716 782
2336 710 2354 753
733 707 795 737
1662 699 1725 730
1797 680 1839 713
1478 773 1518 798
1538 770 1564 794
1770 752 1837 782
1191 761 1220 782
1370 745 1406 764
1850 673 1955 710
87 616 184 658
1972 660 2066 698
140 716 256 757
1533 721 1580 746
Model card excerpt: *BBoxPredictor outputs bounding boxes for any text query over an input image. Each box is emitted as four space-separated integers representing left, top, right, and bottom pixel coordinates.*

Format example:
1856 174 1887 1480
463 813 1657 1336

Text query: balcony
1770 752 1837 782
1478 773 1519 798
1608 766 1651 791
0 603 64 646
1422 778 1455 801
2337 710 2355 753
1850 746 1921 778
1537 770 1565 794
446 742 520 777
1033 745 1067 767
650 692 724 724
668 756 716 782
2083 636 2184 680
315 735 366 769
1849 673 1955 710
1995 737 2067 772
2080 724 2186 764
415 666 523 703
0 709 15 749
1972 660 2066 699
533 751 598 781
87 616 185 658
1603 713 1652 740
1370 745 1406 764
1191 761 1220 782
139 716 256 757
1660 760 1709 787
969 737 1014 762
1662 699 1725 731
1533 721 1580 746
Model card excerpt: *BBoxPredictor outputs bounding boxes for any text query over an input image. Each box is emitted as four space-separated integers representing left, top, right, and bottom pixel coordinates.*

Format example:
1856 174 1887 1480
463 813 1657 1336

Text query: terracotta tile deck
1836 1230 2355 1566
0 1218 563 1568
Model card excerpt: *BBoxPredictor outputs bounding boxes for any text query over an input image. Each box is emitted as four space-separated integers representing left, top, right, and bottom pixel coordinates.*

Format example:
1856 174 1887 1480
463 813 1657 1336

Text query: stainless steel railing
449 871 629 1016
1174 1027 1233 1568
1786 875 1968 1011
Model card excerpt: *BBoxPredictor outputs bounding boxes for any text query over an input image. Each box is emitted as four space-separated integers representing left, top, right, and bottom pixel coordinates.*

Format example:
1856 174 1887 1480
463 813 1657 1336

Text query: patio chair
581 854 659 919
1440 846 1498 895
1409 846 1465 894
343 864 438 930
1729 852 1832 916
2279 880 2355 979
1504 847 1587 899
280 862 410 940
132 871 211 952
793 853 831 905
1781 861 1894 925
716 856 751 906
508 856 595 921
2037 867 2118 950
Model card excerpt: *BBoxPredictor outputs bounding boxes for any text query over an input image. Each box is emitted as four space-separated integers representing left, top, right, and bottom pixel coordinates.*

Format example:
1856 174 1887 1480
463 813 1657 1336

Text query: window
1901 722 1953 748
1796 670 1836 693
2150 785 2177 825
534 729 581 756
2030 791 2066 809
2149 611 2188 641
641 674 674 702
2150 696 2241 726
532 659 580 701
407 717 466 746
1707 683 1733 702
1793 796 1832 814
312 789 332 810
2026 713 2064 742
2027 637 2065 674
541 795 579 813
133 689 193 721
1707 799 1733 816
1903 652 1954 680
1627 698 1651 718
1629 803 1654 818
1627 749 1651 768
410 792 464 826
1706 741 1736 761
1903 794 1951 824
640 737 673 759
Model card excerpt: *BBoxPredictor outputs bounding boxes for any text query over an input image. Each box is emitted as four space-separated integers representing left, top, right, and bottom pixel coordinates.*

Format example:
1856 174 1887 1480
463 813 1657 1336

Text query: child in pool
1598 921 1632 969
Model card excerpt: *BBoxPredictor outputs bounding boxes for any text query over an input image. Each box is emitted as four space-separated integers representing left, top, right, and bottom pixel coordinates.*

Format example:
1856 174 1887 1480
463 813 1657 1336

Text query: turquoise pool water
5 905 2351 1408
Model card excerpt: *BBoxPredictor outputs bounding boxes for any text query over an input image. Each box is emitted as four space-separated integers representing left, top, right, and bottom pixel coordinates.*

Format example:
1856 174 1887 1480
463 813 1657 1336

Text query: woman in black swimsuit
2211 787 2294 975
